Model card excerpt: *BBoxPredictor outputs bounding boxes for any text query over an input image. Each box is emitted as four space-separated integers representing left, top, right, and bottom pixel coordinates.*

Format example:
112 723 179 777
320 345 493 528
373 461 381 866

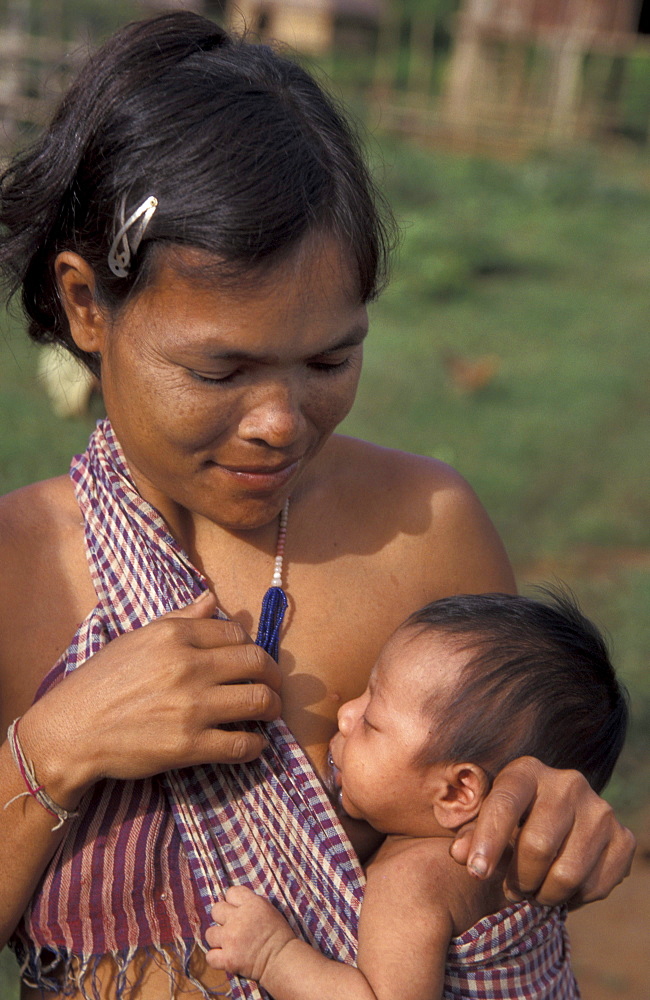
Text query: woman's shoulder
322 435 516 597
327 434 477 496
0 475 91 610
0 475 80 551
0 477 93 714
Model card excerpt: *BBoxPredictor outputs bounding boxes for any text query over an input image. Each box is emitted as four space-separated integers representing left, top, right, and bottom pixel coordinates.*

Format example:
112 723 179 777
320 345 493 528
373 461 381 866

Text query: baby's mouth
327 750 341 788
326 749 348 815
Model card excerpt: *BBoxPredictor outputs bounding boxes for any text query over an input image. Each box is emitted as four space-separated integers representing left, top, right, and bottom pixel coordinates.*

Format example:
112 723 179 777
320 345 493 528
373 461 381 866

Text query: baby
205 589 628 1000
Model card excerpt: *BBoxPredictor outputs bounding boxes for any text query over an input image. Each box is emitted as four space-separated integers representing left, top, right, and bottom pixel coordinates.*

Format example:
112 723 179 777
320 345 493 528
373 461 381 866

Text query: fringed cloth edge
13 938 224 1000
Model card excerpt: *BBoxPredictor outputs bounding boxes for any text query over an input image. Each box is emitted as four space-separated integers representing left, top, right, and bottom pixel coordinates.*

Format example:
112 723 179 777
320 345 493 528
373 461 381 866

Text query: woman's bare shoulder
330 434 458 476
328 435 487 505
0 475 86 607
0 475 81 554
0 477 93 713
326 436 516 597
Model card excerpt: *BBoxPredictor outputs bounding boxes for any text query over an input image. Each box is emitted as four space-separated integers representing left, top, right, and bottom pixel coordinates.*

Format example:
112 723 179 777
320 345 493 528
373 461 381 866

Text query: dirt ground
568 809 650 999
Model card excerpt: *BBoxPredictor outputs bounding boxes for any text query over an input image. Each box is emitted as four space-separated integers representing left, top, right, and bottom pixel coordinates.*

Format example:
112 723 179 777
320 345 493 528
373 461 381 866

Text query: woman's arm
0 594 282 948
0 738 71 948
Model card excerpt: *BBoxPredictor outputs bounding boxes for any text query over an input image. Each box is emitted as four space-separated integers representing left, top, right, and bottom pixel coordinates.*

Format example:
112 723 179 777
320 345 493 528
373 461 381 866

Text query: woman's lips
210 459 301 492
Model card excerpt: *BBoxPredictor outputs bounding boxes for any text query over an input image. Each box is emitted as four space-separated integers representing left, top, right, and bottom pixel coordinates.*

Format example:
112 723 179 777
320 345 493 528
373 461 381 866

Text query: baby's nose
336 700 353 736
337 691 366 735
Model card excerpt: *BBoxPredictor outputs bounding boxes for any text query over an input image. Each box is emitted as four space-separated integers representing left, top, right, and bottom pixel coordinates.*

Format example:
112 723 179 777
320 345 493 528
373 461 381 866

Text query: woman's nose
238 380 306 449
337 691 368 736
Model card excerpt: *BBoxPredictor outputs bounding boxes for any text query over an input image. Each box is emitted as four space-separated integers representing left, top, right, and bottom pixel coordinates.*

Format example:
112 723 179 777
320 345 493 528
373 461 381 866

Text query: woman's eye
309 355 354 375
189 369 239 385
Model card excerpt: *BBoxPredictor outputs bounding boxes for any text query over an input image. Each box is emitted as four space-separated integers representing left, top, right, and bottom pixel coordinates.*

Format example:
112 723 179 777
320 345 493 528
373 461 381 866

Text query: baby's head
328 589 628 836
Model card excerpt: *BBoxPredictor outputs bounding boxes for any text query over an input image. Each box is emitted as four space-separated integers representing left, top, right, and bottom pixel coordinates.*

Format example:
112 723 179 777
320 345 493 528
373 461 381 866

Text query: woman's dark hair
406 588 629 793
0 12 396 375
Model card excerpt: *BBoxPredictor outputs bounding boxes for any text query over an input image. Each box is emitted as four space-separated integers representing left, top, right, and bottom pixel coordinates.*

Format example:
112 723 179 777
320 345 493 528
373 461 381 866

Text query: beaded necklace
254 497 289 662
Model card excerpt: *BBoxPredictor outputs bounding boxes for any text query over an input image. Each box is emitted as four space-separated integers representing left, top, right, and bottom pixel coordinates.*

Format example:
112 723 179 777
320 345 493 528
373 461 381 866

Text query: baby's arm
206 885 378 999
206 849 454 1000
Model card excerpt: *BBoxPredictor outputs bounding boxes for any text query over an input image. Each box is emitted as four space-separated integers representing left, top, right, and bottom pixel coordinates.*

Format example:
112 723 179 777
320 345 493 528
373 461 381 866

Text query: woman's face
96 235 369 531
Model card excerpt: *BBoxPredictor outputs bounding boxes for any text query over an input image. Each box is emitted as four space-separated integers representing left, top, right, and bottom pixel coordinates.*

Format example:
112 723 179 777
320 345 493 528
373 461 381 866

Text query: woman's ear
55 251 109 355
431 763 491 831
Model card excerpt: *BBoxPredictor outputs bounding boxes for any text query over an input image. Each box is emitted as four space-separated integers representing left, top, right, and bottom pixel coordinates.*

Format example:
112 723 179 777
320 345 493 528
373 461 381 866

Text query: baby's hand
206 885 296 983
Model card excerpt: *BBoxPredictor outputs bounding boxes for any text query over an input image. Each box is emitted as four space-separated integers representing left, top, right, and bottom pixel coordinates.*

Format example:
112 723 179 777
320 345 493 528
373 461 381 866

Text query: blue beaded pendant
254 499 290 663
255 585 288 663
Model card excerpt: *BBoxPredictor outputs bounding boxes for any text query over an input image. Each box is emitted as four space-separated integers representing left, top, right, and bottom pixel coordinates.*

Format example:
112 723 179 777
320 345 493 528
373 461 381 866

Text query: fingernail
504 888 524 903
468 855 488 878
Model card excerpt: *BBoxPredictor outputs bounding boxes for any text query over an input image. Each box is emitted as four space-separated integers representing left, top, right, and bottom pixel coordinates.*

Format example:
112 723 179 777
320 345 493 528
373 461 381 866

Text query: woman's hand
450 756 636 907
17 591 282 808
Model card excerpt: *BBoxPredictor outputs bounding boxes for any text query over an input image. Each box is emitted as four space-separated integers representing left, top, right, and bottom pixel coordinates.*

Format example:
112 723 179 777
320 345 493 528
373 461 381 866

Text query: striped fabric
12 419 364 999
444 902 579 998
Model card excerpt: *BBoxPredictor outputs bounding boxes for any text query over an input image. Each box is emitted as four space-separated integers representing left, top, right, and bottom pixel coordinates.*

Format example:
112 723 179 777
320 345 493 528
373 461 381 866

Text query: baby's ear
431 763 490 831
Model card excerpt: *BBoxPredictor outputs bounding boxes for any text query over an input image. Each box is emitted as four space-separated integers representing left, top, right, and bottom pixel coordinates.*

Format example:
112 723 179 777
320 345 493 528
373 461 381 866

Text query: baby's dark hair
406 588 628 793
0 12 396 376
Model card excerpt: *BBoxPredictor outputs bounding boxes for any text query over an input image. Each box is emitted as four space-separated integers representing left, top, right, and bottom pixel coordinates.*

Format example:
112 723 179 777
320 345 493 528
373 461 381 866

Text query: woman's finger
195 726 269 765
154 617 283 691
565 824 635 908
193 681 282 727
205 925 221 949
498 770 582 899
520 805 636 907
202 640 282 691
162 589 218 617
452 756 542 879
166 616 250 652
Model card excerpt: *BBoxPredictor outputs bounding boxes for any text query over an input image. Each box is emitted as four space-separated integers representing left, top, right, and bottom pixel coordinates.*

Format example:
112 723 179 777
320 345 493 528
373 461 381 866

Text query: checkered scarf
445 902 579 998
15 419 364 1000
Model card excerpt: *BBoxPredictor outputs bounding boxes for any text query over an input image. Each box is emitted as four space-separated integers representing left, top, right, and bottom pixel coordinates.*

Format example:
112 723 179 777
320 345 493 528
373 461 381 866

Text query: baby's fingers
225 884 259 905
205 946 229 972
205 922 223 950
204 927 233 974
210 886 257 923
210 899 236 925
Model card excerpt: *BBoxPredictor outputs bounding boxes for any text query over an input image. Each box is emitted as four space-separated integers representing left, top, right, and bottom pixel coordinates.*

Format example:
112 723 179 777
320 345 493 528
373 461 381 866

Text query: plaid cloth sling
12 419 364 999
444 902 579 999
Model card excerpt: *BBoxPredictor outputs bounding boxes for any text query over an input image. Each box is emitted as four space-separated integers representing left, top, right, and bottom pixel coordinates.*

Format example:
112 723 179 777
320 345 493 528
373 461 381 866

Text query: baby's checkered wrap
445 902 579 998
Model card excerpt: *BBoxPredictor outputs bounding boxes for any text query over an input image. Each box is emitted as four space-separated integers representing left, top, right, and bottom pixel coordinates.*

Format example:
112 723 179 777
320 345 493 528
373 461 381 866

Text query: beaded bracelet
4 717 80 831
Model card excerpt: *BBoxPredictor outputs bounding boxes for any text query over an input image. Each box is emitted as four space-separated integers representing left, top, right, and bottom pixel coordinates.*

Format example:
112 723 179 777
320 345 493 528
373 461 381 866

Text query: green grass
0 315 103 490
0 947 18 999
1 138 649 992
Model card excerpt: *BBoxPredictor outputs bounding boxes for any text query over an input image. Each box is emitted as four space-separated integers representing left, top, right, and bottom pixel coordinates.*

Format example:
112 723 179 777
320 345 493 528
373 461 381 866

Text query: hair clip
108 194 158 278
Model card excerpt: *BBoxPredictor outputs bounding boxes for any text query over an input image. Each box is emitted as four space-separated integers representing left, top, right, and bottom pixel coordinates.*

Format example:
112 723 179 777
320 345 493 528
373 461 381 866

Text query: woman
0 12 634 1000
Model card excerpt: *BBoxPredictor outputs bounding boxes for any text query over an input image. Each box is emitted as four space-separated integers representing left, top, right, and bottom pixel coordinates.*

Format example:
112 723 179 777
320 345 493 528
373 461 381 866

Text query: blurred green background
1 1 649 997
